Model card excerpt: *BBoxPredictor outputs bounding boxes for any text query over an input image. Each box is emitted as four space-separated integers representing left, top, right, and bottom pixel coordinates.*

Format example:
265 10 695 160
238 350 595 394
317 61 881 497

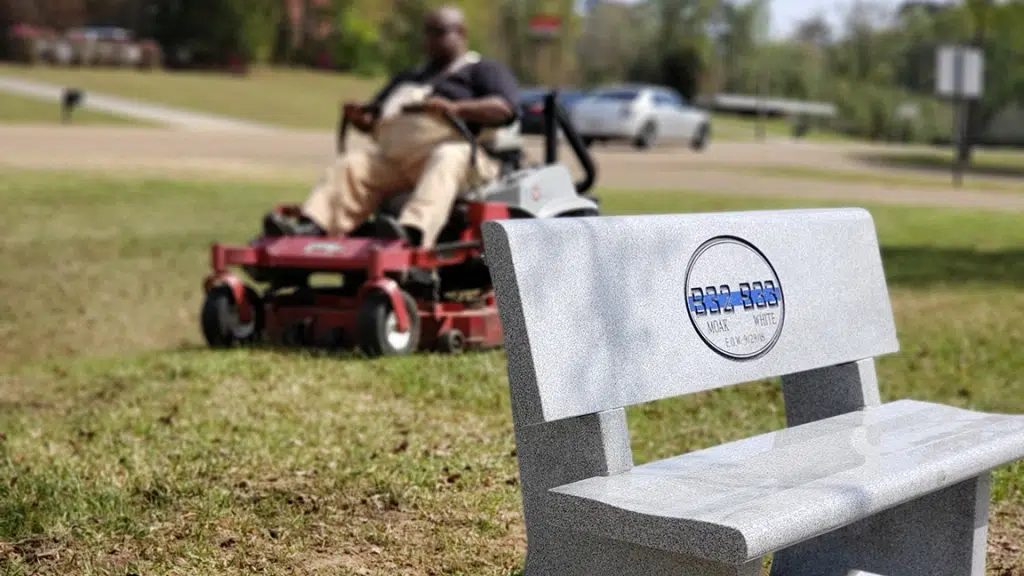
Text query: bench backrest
482 208 900 427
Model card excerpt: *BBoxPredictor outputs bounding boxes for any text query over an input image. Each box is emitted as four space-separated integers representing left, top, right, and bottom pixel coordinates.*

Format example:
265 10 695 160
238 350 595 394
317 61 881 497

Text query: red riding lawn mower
200 91 600 357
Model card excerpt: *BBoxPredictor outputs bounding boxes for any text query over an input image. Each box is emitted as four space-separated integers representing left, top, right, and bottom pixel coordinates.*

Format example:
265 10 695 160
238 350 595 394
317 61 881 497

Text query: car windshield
592 90 639 102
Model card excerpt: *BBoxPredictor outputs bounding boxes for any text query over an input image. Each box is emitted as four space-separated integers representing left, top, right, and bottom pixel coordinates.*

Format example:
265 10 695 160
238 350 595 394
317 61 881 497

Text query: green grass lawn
0 64 381 129
0 91 141 125
0 169 1022 575
711 113 852 143
1 64 855 142
855 147 1024 180
720 164 1024 193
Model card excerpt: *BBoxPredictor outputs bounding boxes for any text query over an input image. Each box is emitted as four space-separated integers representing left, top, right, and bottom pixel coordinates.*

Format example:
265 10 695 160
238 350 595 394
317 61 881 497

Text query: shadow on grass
853 150 1024 180
881 246 1024 288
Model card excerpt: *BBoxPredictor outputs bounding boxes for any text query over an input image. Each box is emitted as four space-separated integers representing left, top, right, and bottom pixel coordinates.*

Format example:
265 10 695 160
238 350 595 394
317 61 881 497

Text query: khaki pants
302 142 500 249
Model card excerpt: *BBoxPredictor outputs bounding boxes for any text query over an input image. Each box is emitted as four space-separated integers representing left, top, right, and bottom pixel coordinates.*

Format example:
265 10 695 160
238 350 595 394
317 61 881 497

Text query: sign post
936 44 984 188
528 14 561 85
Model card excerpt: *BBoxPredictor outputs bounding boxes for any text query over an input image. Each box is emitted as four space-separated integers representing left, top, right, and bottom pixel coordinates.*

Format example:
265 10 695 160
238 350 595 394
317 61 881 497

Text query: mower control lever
336 103 381 154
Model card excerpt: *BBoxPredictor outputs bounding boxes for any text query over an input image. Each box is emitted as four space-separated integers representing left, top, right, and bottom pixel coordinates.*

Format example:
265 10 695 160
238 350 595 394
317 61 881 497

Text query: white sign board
936 45 984 99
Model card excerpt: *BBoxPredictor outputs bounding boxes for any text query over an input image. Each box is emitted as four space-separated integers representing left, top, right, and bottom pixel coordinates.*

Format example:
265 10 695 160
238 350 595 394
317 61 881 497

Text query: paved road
0 125 1021 212
0 75 280 132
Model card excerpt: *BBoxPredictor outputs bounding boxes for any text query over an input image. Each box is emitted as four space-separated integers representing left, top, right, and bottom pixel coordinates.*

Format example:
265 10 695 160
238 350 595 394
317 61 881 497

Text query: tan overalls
302 51 502 248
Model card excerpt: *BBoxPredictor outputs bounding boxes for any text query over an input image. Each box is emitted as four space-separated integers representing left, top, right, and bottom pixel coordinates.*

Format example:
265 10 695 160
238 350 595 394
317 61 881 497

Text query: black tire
356 289 420 357
633 121 657 150
437 329 465 354
691 123 710 151
201 284 264 348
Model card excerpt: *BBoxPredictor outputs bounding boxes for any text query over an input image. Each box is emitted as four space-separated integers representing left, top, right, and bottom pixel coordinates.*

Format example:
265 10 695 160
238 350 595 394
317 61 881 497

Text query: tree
972 0 1024 146
716 0 769 92
575 0 644 86
147 0 282 69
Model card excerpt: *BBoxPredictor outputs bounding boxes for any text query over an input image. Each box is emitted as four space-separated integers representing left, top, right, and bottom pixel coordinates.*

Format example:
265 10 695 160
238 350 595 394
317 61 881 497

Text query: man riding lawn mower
200 6 600 357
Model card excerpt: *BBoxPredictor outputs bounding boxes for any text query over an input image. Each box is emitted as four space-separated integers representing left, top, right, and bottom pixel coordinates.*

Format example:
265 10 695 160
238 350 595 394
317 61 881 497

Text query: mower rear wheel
201 284 264 348
357 289 420 357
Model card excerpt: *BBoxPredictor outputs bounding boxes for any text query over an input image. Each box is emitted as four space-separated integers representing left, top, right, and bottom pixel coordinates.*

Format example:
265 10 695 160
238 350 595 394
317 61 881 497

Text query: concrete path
0 75 280 132
1 126 1021 213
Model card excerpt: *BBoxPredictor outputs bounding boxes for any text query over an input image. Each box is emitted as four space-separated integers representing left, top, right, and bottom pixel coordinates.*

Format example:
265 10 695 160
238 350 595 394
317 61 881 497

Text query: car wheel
633 121 657 150
691 123 710 151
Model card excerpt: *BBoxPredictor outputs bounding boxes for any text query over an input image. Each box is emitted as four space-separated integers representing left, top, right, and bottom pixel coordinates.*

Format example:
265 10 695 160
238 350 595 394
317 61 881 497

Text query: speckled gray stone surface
547 400 1024 563
480 209 1024 576
769 474 991 576
482 208 900 427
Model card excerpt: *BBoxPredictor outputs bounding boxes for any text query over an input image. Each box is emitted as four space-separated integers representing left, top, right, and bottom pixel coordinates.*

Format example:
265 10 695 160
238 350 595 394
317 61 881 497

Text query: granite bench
481 208 1024 576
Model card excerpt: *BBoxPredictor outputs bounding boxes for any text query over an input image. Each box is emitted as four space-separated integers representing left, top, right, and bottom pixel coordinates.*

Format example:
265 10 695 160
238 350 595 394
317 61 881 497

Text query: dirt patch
990 501 1024 575
1 125 1022 211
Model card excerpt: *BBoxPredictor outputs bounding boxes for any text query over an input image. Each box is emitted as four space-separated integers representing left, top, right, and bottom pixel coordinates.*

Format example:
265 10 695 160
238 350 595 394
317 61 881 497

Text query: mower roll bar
335 90 598 197
542 90 597 195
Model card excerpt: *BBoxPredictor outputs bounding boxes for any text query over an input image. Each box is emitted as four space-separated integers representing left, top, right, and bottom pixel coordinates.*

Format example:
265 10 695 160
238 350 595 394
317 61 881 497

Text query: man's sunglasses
424 23 463 37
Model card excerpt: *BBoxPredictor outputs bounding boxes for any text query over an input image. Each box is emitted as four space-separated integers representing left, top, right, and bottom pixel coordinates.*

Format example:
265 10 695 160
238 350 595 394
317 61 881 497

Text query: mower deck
200 202 509 357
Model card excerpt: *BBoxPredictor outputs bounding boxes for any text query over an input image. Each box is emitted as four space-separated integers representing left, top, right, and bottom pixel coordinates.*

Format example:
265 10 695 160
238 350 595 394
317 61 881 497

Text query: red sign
528 14 562 38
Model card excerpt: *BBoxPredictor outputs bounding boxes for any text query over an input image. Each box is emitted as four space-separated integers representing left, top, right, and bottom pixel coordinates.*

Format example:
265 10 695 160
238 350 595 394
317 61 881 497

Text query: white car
569 84 711 151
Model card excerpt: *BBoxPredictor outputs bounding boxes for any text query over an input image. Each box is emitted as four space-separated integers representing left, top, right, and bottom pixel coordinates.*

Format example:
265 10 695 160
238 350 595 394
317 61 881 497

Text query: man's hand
342 101 375 132
421 96 459 118
342 102 364 119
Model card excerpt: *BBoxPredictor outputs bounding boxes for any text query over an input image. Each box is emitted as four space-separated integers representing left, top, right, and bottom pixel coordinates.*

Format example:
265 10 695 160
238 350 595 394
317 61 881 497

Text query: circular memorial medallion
684 236 784 360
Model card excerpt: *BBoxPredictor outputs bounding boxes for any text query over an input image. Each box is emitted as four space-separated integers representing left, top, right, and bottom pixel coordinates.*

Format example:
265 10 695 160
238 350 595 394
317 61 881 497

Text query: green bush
826 81 952 144
329 7 385 75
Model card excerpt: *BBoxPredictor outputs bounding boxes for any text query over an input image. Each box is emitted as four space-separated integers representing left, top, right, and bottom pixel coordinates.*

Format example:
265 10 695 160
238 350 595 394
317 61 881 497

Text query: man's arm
454 61 520 126
454 96 514 125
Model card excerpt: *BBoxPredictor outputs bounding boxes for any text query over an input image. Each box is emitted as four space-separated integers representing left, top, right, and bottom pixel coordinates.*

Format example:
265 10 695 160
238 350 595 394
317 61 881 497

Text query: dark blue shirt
371 57 520 134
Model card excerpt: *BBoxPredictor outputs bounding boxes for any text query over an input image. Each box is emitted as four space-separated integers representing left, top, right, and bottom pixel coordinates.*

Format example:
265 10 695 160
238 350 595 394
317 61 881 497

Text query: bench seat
548 399 1024 564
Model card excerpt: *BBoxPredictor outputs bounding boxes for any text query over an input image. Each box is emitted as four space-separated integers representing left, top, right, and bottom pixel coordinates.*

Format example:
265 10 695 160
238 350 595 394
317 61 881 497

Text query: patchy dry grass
0 168 1022 574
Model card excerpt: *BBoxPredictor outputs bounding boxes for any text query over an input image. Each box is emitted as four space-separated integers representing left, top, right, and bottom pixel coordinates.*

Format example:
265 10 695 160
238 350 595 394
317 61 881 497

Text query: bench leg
768 473 991 576
514 409 764 575
523 529 763 576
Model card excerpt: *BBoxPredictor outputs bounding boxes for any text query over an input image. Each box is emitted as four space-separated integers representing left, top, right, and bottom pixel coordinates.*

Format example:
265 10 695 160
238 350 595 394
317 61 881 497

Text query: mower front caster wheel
201 284 264 348
437 329 466 354
357 289 420 357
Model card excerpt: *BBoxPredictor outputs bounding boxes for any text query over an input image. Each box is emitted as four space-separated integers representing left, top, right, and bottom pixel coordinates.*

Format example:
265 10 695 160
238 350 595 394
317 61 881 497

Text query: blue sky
769 0 906 38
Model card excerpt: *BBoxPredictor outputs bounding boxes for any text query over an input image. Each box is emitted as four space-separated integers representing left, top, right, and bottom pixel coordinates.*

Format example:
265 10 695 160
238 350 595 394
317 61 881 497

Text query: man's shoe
406 266 438 286
262 212 326 237
375 215 410 244
263 211 295 237
293 216 327 236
